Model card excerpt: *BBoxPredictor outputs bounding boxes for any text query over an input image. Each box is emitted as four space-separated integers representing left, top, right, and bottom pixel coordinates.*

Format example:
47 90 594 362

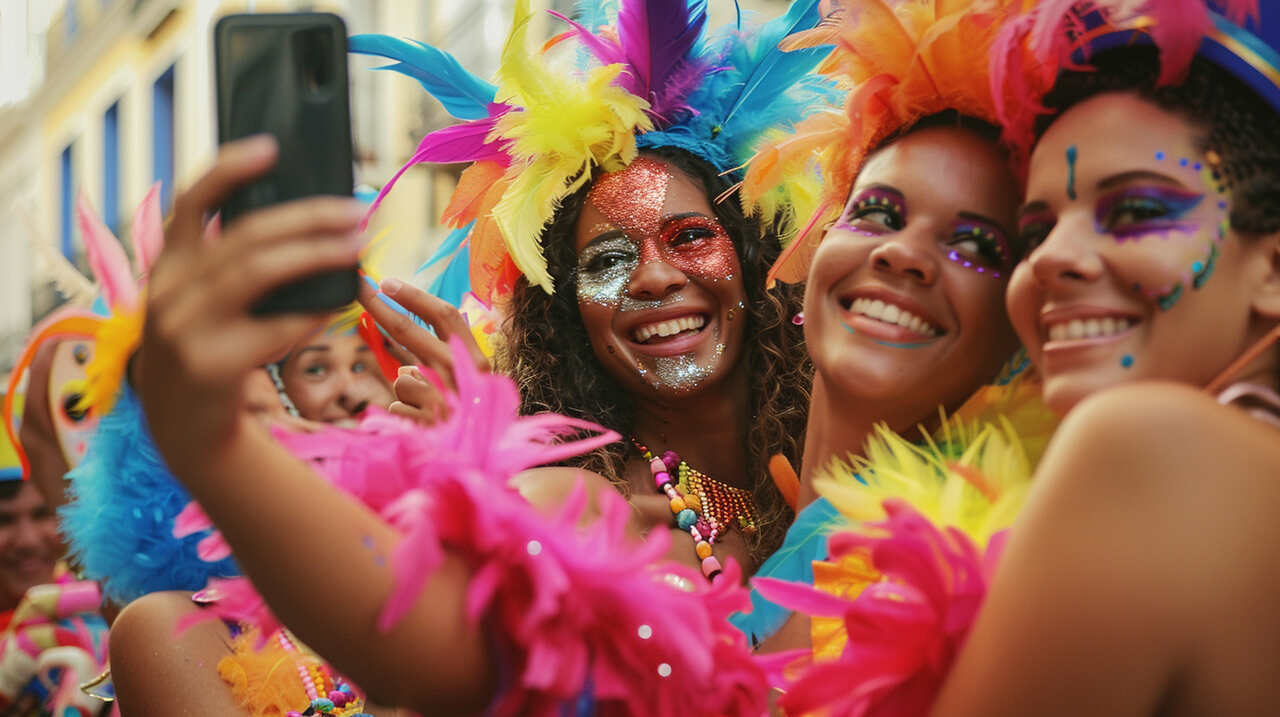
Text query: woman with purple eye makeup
917 2 1280 714
730 0 1051 654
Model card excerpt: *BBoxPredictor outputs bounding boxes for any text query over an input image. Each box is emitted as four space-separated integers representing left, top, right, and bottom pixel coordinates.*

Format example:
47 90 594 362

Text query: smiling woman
276 332 393 424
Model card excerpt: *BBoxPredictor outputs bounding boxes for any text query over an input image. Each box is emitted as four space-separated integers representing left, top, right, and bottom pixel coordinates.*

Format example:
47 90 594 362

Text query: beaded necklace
632 439 759 581
276 630 369 716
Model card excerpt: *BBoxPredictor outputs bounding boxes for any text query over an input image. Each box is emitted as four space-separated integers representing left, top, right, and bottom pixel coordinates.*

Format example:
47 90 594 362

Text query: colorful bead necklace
633 439 759 581
277 630 370 717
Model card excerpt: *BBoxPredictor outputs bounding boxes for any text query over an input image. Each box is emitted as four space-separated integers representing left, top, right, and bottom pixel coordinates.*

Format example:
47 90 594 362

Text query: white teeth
1047 317 1133 342
633 315 707 343
849 297 940 337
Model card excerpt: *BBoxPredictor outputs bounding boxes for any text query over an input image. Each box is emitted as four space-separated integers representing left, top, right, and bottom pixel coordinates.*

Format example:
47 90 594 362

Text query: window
153 65 175 211
103 101 120 234
59 143 75 262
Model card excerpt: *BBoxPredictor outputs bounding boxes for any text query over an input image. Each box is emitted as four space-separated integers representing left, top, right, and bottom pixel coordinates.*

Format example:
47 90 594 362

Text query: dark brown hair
496 146 811 561
1037 46 1280 236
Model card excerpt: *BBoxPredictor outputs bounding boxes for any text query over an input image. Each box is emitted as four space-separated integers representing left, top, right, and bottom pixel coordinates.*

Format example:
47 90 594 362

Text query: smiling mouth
632 314 708 344
842 297 943 338
1045 316 1137 343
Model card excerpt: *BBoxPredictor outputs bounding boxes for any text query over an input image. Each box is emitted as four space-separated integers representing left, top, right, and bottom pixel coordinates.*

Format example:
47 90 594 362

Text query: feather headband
350 0 835 303
741 0 1022 288
989 0 1272 162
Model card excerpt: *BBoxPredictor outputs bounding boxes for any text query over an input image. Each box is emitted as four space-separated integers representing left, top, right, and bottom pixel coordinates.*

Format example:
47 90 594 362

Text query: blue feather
348 34 497 121
730 496 845 645
572 0 621 35
718 0 831 134
637 0 837 174
61 386 240 605
418 222 473 274
428 244 473 309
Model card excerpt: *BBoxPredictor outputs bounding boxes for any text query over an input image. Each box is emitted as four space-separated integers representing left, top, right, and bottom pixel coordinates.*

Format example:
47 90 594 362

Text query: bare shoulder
510 466 620 514
110 590 246 716
1043 381 1280 488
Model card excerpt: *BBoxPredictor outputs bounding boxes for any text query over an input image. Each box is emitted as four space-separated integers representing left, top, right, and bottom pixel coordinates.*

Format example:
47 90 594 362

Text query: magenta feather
179 338 769 715
554 0 709 119
362 109 513 230
76 194 138 310
1143 0 1214 85
131 183 164 275
762 499 1008 717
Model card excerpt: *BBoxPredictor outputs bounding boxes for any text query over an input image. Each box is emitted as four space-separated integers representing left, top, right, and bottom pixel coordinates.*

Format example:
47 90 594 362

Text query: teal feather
348 34 497 121
730 496 846 645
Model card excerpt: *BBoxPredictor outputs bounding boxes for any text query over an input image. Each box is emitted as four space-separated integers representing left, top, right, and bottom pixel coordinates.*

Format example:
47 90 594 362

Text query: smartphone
214 12 360 315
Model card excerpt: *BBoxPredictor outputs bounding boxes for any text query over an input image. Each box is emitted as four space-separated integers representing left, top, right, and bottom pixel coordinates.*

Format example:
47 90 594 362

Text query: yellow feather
492 57 651 293
79 304 145 417
815 372 1056 549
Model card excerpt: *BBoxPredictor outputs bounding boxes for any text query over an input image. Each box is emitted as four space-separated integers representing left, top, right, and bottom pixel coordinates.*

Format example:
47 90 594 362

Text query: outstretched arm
132 137 493 712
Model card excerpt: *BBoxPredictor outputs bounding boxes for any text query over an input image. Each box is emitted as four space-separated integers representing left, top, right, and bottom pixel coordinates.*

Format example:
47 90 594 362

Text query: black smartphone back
214 12 359 315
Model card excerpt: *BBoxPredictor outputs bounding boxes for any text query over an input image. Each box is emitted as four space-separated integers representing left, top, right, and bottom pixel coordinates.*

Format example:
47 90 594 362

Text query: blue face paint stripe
842 322 935 349
1066 145 1079 200
1192 242 1219 289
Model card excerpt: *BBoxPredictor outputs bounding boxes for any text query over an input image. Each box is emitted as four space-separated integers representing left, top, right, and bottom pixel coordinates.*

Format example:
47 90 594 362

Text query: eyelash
582 250 636 275
950 224 1010 267
845 193 905 230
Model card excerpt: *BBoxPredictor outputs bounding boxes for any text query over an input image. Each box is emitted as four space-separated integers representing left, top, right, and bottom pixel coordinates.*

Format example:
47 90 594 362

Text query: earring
791 312 805 326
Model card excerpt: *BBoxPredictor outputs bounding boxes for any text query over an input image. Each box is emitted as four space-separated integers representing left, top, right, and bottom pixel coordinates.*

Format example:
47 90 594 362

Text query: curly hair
1036 46 1280 236
495 146 812 562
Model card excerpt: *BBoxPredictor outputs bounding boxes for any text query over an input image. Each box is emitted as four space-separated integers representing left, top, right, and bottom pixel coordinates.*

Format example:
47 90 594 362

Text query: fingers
378 279 492 373
380 279 470 341
359 282 454 372
394 367 440 410
204 234 362 316
226 197 366 249
169 136 279 248
391 368 448 425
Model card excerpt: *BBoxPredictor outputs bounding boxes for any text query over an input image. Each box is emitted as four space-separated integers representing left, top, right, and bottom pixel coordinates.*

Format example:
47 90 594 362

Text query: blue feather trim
428 244 473 309
60 385 239 605
348 34 497 121
638 0 838 173
731 496 843 645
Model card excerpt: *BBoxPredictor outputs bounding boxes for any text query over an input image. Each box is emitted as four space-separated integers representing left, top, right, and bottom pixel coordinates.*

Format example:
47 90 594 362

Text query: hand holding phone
214 12 360 315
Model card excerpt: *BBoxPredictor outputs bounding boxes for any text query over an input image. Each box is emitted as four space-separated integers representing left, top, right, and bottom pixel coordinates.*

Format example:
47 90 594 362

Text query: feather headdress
740 0 1023 288
350 0 835 302
2 185 166 480
989 0 1272 162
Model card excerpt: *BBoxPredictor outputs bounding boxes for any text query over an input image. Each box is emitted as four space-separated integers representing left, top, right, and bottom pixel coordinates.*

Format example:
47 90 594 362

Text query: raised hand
133 136 366 472
358 279 491 423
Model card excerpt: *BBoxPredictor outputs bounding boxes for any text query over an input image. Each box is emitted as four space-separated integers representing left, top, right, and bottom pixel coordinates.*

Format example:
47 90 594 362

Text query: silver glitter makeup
576 236 639 307
636 328 726 393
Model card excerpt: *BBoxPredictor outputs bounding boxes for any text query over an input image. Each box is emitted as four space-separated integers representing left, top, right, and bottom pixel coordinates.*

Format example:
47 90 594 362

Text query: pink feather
130 183 164 275
1142 0 1213 85
76 194 138 310
362 110 512 230
180 338 768 716
765 499 1009 717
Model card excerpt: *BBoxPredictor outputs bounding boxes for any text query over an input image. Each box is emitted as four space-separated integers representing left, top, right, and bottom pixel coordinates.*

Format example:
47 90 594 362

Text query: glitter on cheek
1121 353 1135 369
575 238 639 307
946 250 1002 279
586 157 671 242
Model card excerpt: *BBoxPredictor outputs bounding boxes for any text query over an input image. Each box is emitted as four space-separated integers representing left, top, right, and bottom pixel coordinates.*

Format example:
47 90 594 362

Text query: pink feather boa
754 499 1009 717
176 339 768 717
